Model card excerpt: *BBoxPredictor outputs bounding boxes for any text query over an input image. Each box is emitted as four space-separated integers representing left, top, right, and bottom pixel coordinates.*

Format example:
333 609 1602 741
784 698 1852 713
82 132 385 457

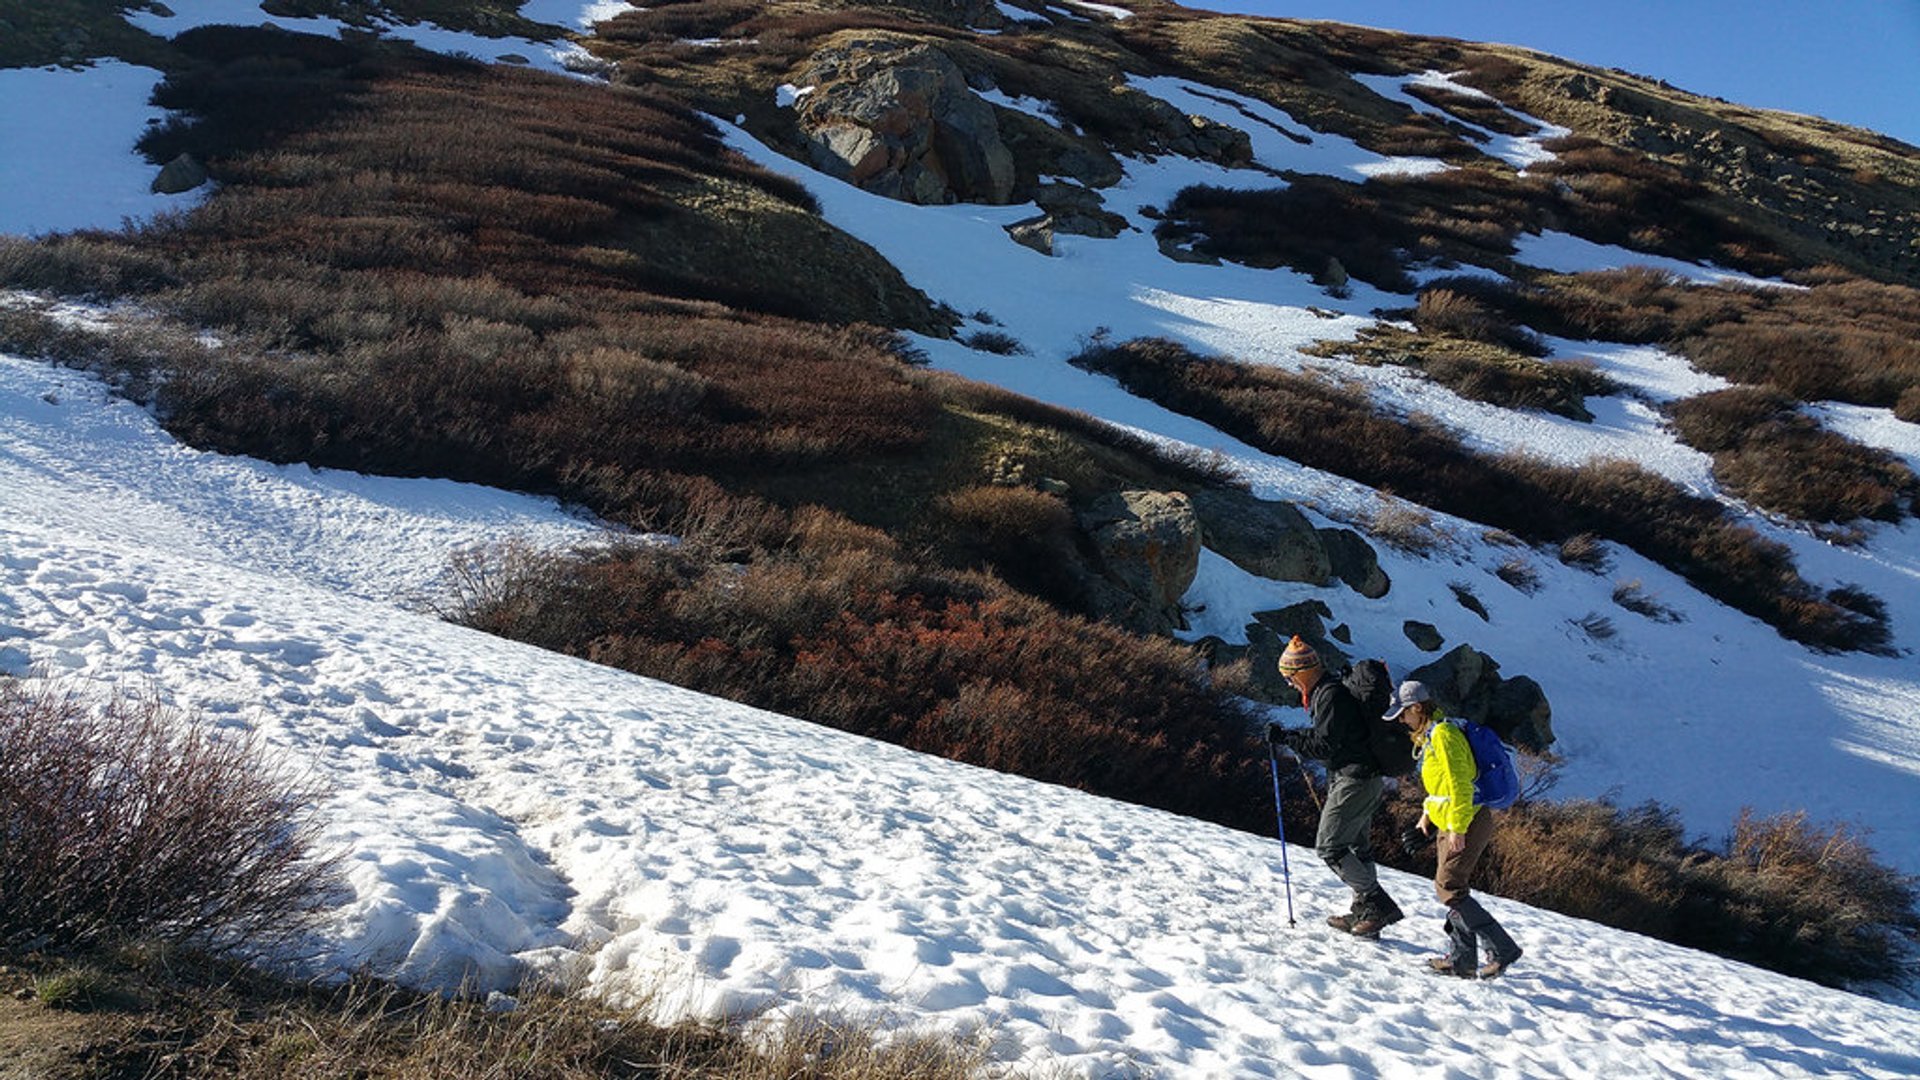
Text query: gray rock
1242 622 1297 706
1318 527 1390 598
1006 215 1054 255
1077 490 1202 634
1252 600 1350 671
152 153 208 195
1156 235 1221 265
1408 644 1554 752
1031 182 1128 237
1189 488 1333 586
1403 620 1444 652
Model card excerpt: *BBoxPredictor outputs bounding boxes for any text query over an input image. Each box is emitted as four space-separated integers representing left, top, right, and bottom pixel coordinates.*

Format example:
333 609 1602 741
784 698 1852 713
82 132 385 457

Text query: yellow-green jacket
1420 720 1479 834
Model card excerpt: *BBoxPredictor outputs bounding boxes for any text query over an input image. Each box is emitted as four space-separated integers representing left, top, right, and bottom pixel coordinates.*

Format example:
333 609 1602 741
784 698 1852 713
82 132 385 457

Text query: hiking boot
1348 892 1405 938
1478 950 1523 980
1426 956 1472 978
1326 912 1358 934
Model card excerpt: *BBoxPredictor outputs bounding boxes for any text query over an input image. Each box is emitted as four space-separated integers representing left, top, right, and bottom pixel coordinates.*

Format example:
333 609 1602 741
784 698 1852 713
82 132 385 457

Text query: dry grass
1494 556 1541 593
1366 497 1440 555
1313 319 1613 421
0 949 1008 1079
1611 580 1684 623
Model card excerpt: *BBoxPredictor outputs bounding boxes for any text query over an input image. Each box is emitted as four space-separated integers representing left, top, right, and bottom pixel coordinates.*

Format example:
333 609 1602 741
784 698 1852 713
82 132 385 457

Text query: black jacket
1280 677 1378 779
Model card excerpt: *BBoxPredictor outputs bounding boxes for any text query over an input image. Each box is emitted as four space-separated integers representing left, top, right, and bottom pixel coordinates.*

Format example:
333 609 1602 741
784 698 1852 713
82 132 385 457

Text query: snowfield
4 353 1917 1077
5 4 1920 1073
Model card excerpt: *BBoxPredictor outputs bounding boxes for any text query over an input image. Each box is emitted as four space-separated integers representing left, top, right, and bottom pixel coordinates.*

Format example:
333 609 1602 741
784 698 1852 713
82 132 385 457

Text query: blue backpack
1449 719 1521 810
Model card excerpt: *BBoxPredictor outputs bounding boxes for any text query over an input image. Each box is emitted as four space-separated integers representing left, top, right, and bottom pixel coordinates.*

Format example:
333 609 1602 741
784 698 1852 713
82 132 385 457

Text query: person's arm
1280 683 1342 760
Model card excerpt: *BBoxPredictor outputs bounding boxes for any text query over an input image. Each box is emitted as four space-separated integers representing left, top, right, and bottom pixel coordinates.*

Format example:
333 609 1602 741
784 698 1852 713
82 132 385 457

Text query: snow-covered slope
4 352 1917 1078
5 5 1920 1072
714 91 1920 883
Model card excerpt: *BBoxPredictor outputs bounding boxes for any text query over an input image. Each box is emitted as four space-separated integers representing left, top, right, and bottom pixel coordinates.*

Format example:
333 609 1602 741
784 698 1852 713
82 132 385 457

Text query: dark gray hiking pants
1316 772 1384 899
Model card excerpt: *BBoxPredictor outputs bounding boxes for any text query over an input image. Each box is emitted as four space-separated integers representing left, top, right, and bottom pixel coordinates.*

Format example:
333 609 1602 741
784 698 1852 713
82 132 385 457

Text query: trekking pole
1267 741 1297 929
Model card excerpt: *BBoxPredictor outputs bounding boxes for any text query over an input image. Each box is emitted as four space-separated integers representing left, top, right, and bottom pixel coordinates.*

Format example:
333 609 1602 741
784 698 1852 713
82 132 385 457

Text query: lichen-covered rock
1077 490 1202 634
792 41 1015 205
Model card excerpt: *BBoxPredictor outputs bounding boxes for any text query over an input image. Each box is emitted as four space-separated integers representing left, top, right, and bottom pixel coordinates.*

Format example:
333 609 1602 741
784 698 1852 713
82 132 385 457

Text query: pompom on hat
1277 635 1322 675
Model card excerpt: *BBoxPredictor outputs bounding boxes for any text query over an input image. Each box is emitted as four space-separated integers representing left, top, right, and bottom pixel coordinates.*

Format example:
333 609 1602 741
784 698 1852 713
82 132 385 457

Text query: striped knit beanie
1277 635 1322 675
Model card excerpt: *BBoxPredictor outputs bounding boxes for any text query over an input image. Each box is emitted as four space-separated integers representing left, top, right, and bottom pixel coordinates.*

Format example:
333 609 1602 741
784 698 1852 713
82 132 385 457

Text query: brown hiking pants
1432 805 1497 906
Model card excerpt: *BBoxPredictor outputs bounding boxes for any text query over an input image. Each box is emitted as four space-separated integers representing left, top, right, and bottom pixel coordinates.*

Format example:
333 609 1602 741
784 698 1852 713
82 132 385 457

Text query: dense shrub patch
1423 270 1920 418
445 523 1272 832
1668 387 1917 524
1487 801 1918 987
1154 170 1539 291
1070 337 1891 652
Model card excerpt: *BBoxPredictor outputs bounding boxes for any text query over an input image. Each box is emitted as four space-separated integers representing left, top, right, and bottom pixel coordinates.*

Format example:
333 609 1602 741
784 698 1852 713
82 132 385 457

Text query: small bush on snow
0 679 336 955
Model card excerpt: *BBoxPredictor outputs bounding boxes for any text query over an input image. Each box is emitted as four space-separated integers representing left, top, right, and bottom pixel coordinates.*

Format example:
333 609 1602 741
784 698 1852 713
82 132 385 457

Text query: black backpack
1342 659 1415 778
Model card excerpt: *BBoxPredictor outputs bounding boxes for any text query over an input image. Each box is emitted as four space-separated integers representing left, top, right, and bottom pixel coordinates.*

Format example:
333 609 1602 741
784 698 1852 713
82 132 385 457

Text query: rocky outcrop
1129 90 1255 167
1318 527 1391 599
791 40 1016 205
1003 181 1131 255
1189 489 1334 587
1408 644 1554 752
1077 490 1202 635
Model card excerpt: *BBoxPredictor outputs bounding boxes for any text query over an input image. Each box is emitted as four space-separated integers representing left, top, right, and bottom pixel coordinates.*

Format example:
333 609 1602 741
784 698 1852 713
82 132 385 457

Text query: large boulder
1188 489 1333 586
792 40 1015 205
1077 490 1201 634
1318 527 1391 598
1408 644 1554 752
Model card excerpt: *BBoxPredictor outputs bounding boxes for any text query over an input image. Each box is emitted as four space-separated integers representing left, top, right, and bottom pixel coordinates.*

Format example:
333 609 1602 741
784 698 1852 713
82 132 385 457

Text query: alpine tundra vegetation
2 0 1919 1076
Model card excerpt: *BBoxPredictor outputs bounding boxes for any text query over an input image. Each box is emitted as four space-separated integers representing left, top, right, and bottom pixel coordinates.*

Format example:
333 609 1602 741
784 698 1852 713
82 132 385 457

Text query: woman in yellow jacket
1387 680 1524 979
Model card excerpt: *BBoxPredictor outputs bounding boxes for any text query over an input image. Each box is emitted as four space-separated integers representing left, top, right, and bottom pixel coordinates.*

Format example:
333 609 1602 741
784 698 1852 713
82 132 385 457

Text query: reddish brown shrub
0 680 335 953
447 537 1272 832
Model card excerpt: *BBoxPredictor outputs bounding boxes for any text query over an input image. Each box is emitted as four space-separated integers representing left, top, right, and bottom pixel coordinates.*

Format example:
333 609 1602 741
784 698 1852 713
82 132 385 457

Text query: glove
1266 724 1301 756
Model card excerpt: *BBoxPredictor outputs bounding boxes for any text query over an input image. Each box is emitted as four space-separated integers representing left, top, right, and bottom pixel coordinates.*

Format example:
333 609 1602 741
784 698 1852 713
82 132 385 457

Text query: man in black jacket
1269 635 1405 937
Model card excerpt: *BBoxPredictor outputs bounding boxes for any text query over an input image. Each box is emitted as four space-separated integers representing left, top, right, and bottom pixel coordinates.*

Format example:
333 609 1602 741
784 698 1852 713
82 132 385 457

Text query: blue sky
1207 1 1920 148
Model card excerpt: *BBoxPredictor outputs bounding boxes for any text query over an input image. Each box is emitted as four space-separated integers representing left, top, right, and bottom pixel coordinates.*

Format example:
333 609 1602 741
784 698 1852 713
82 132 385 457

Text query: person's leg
1433 812 1521 974
1315 773 1384 896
